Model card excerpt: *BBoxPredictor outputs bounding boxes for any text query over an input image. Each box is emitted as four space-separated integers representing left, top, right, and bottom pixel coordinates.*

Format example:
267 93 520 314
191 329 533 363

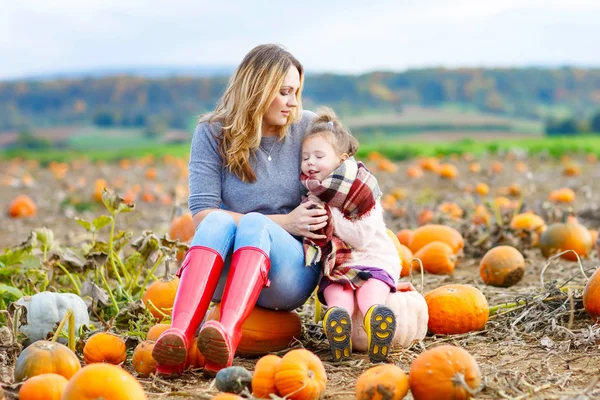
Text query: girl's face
263 65 300 134
301 135 348 181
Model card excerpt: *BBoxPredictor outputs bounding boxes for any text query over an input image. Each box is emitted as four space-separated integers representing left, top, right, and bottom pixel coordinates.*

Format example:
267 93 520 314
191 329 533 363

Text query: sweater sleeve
187 122 223 216
330 201 383 249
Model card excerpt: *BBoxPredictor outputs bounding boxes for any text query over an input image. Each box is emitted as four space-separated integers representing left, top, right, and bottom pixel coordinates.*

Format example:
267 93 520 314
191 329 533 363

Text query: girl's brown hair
200 44 304 182
303 107 359 156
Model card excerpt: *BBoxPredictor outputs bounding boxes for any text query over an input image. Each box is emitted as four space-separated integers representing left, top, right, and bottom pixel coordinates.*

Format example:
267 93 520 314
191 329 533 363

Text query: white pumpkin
352 282 428 351
15 291 90 343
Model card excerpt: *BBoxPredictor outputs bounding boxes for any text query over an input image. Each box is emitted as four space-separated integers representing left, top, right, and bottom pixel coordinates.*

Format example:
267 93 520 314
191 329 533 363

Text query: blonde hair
200 44 304 182
303 107 359 157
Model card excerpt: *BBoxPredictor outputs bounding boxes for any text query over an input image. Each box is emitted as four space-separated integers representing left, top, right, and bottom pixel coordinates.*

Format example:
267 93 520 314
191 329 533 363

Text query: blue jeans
191 211 320 311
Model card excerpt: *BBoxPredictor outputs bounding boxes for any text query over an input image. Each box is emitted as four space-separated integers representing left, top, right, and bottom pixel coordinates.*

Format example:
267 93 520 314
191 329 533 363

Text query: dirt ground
1 151 600 399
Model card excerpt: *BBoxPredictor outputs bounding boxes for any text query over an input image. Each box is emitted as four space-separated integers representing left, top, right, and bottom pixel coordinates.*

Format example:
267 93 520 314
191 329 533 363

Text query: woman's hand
285 201 328 239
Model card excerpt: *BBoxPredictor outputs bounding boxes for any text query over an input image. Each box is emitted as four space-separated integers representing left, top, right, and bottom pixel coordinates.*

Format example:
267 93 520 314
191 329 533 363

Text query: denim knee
235 212 272 251
191 210 236 260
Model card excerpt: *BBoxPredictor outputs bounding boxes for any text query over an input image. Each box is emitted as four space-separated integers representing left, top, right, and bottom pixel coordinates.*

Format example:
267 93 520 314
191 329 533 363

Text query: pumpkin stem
540 250 587 289
52 308 73 343
409 258 425 294
68 307 75 351
451 372 483 396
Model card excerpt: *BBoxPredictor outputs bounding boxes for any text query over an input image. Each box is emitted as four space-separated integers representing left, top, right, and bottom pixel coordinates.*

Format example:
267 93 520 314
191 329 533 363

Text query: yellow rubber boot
364 304 396 363
322 306 352 362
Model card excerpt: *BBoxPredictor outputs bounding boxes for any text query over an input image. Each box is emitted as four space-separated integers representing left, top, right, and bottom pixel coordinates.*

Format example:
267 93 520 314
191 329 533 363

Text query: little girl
300 107 400 363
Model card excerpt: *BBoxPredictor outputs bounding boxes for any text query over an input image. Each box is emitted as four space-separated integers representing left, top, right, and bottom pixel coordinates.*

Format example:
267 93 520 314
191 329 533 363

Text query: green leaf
92 215 113 231
75 217 92 232
0 248 29 267
0 283 23 303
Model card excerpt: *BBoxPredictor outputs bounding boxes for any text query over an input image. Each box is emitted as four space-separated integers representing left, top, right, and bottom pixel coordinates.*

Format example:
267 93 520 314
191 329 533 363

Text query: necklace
259 140 277 161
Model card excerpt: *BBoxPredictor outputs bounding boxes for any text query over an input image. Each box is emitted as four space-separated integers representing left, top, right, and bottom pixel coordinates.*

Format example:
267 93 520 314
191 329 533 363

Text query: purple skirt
317 266 397 305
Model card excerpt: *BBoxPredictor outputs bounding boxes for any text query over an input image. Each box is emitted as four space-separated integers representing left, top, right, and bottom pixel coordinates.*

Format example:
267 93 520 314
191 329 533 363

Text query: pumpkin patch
1 150 599 399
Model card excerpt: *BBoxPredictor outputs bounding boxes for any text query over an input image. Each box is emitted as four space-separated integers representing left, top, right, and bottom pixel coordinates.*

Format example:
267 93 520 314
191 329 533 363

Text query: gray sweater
188 110 316 216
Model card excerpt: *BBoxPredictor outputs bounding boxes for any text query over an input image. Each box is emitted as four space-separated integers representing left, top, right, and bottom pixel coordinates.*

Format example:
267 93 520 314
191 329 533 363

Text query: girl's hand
286 201 328 239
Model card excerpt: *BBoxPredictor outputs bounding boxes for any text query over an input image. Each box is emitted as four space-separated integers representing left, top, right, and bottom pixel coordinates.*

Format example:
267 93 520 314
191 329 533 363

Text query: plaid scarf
301 159 382 288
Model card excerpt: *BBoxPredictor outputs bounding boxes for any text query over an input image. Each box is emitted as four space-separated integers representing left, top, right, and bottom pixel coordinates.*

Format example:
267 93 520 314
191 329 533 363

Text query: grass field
2 134 600 164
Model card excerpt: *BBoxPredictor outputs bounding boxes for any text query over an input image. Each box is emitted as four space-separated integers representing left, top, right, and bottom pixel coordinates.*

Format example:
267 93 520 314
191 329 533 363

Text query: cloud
0 0 599 79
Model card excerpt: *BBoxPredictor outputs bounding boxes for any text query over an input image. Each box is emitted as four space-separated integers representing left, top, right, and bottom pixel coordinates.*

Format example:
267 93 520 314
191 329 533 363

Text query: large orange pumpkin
83 332 127 365
479 246 525 287
142 275 180 321
539 222 593 261
356 364 409 400
132 341 157 377
409 224 464 255
274 349 327 400
14 340 81 382
62 363 147 400
19 373 68 400
583 268 600 322
414 241 457 275
425 285 489 335
206 304 301 357
8 194 36 218
409 345 481 400
252 354 282 399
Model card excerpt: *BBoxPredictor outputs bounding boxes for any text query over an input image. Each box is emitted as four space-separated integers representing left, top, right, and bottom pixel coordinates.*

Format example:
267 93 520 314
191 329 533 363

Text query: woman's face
263 65 300 133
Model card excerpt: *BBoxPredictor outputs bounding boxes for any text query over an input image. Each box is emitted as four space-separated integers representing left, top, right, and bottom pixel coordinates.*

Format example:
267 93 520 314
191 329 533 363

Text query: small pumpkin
479 246 525 287
169 213 195 243
414 241 457 275
83 332 127 365
215 366 253 394
588 229 598 252
186 337 206 369
8 194 36 218
396 229 413 247
353 282 428 351
438 163 458 179
14 340 81 382
19 373 68 400
425 285 489 335
211 394 243 400
406 165 423 179
539 222 593 261
409 224 464 255
548 188 575 204
132 340 157 377
409 345 482 400
146 323 170 341
62 363 147 400
142 271 180 321
583 267 600 322
252 354 282 399
475 183 489 196
206 304 301 357
510 213 546 246
274 349 327 400
356 364 409 400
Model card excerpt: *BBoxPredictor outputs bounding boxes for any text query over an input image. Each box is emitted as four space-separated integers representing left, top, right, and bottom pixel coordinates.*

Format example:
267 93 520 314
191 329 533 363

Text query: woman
152 44 328 377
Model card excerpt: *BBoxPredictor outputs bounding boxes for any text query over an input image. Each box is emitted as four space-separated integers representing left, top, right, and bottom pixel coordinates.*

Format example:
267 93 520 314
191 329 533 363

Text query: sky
1 0 599 80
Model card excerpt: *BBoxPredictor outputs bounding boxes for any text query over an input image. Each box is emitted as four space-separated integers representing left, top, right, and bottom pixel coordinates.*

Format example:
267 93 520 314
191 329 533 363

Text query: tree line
1 67 600 133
